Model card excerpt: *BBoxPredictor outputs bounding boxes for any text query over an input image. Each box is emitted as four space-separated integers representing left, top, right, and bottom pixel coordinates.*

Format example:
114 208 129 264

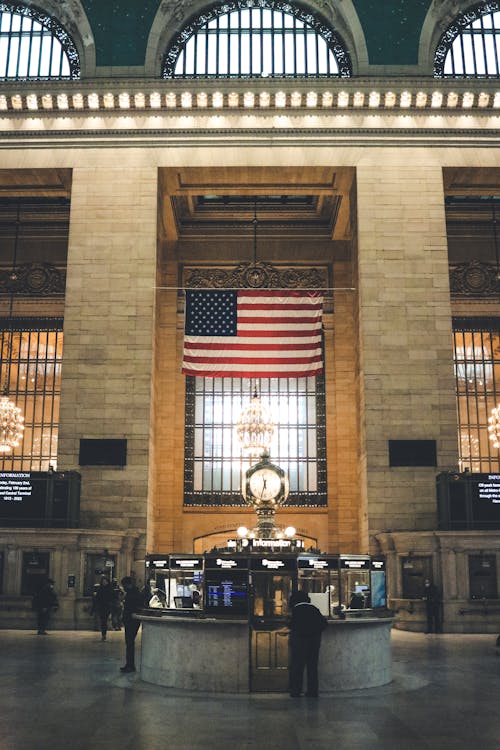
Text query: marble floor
1 627 499 750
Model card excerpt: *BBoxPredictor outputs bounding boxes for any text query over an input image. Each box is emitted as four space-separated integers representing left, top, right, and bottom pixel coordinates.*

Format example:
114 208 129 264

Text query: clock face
248 468 282 501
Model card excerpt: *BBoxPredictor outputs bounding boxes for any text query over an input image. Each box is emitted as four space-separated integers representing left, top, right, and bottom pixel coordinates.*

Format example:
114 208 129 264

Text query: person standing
110 579 124 630
120 576 144 673
93 576 114 641
288 590 327 698
423 578 442 633
32 579 58 635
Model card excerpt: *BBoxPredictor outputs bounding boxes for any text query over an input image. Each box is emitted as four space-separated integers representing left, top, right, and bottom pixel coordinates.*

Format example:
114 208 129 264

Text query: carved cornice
184 262 328 290
449 259 500 298
0 263 66 297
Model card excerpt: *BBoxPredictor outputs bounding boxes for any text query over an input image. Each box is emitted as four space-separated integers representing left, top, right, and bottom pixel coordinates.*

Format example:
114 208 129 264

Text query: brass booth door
249 573 293 692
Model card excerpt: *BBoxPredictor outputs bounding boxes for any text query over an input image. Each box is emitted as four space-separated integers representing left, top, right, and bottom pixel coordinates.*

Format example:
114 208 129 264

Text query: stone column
439 539 458 599
356 163 458 543
5 546 20 594
58 167 157 554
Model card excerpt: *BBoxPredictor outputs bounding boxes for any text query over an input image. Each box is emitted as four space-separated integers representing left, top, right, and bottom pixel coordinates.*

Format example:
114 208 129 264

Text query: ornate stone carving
449 259 500 297
0 263 66 297
184 262 327 290
161 0 195 23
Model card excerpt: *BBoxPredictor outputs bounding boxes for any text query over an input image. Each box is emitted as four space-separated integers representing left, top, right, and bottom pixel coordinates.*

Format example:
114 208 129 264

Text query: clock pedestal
254 505 279 539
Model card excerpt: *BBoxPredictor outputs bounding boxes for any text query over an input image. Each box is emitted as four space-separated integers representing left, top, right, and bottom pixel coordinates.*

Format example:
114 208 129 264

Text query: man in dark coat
120 576 144 673
93 576 114 641
32 579 58 635
288 590 327 698
423 578 442 633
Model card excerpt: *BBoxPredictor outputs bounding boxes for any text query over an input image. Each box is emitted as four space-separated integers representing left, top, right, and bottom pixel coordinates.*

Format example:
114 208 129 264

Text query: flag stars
186 290 238 336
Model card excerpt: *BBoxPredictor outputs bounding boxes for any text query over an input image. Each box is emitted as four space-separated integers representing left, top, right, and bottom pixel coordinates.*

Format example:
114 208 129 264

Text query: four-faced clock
243 453 289 506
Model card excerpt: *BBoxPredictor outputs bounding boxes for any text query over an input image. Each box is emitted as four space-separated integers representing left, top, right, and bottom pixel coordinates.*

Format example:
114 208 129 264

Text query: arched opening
0 2 80 79
434 2 500 77
162 0 351 78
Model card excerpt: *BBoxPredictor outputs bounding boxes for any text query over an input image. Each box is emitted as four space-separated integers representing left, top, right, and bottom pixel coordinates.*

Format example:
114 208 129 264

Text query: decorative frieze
184 261 328 290
0 263 66 297
449 259 500 298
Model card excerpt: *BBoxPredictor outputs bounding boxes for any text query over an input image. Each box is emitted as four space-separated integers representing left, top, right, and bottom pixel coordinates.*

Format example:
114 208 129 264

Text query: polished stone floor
1 628 499 750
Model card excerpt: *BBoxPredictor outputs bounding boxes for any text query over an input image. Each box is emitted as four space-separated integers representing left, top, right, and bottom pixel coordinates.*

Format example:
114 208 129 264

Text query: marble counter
138 614 393 693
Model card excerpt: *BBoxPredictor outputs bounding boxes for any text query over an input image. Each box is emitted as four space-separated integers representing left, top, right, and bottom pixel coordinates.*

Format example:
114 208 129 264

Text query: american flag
182 289 324 378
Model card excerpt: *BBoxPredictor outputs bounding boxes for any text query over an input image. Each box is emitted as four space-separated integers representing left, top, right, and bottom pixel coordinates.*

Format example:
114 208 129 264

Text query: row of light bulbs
1 88 499 113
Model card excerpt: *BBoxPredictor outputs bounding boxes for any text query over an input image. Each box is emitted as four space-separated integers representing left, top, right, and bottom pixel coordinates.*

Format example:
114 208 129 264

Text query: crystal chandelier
236 387 275 457
0 394 24 453
488 404 500 449
0 203 24 453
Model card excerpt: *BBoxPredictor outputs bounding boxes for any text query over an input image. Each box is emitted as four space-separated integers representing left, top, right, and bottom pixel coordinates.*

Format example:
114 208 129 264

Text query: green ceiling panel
81 0 162 67
353 0 433 65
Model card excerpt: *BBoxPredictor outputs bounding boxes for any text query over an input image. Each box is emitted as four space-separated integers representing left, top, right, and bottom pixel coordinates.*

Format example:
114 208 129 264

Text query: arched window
435 2 500 77
0 3 79 80
162 0 351 78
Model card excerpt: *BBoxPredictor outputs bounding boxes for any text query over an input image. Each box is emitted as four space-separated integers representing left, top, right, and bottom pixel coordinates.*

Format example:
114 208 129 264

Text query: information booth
141 546 391 693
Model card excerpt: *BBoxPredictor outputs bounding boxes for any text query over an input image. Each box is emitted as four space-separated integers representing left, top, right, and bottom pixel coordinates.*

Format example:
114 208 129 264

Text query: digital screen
472 475 500 523
0 472 47 526
298 557 337 570
340 558 370 570
371 571 387 608
205 571 248 614
169 557 204 570
0 471 80 528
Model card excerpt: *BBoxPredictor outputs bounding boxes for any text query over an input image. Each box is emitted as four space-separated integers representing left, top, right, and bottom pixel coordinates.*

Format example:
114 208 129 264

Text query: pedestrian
32 579 58 635
110 579 124 630
288 590 327 698
120 575 144 673
423 578 442 633
93 576 114 641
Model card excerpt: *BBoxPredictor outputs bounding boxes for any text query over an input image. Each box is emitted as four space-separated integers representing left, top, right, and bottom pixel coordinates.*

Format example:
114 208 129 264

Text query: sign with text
0 471 80 528
437 472 500 529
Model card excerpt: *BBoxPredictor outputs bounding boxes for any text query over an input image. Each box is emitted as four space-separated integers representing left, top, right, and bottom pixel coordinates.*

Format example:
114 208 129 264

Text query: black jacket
32 585 58 612
94 583 115 613
123 585 144 623
290 602 327 637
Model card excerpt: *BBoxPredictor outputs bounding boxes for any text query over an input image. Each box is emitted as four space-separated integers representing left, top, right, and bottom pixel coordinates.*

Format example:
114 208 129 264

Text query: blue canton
185 290 238 336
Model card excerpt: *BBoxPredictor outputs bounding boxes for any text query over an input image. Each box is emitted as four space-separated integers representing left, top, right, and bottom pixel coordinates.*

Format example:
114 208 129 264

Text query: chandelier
0 394 24 453
236 387 275 457
0 202 24 453
488 404 500 449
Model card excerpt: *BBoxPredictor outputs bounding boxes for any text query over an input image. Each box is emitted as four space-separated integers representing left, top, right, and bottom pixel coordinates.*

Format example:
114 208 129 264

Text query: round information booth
138 541 392 693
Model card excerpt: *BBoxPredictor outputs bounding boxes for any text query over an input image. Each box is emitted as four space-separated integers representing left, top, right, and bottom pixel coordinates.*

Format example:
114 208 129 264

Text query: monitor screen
205 570 248 614
174 596 194 609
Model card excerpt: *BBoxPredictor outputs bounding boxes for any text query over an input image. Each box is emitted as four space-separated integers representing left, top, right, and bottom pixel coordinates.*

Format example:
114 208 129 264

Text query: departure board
205 570 248 614
0 472 47 526
0 471 80 528
437 472 500 529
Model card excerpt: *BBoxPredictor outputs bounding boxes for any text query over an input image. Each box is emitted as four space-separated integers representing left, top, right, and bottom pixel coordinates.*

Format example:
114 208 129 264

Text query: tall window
0 319 63 471
453 318 500 472
163 0 351 78
184 375 326 506
0 3 79 79
435 3 500 77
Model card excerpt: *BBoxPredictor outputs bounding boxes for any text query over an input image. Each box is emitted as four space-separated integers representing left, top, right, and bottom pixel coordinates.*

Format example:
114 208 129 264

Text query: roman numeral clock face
248 468 282 502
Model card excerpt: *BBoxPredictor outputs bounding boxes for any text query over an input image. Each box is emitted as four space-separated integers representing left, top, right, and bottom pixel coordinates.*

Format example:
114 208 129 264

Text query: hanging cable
252 197 258 266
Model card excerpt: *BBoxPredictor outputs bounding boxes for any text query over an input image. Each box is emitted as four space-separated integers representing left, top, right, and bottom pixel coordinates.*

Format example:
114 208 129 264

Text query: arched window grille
162 0 351 78
0 3 79 80
435 2 500 77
